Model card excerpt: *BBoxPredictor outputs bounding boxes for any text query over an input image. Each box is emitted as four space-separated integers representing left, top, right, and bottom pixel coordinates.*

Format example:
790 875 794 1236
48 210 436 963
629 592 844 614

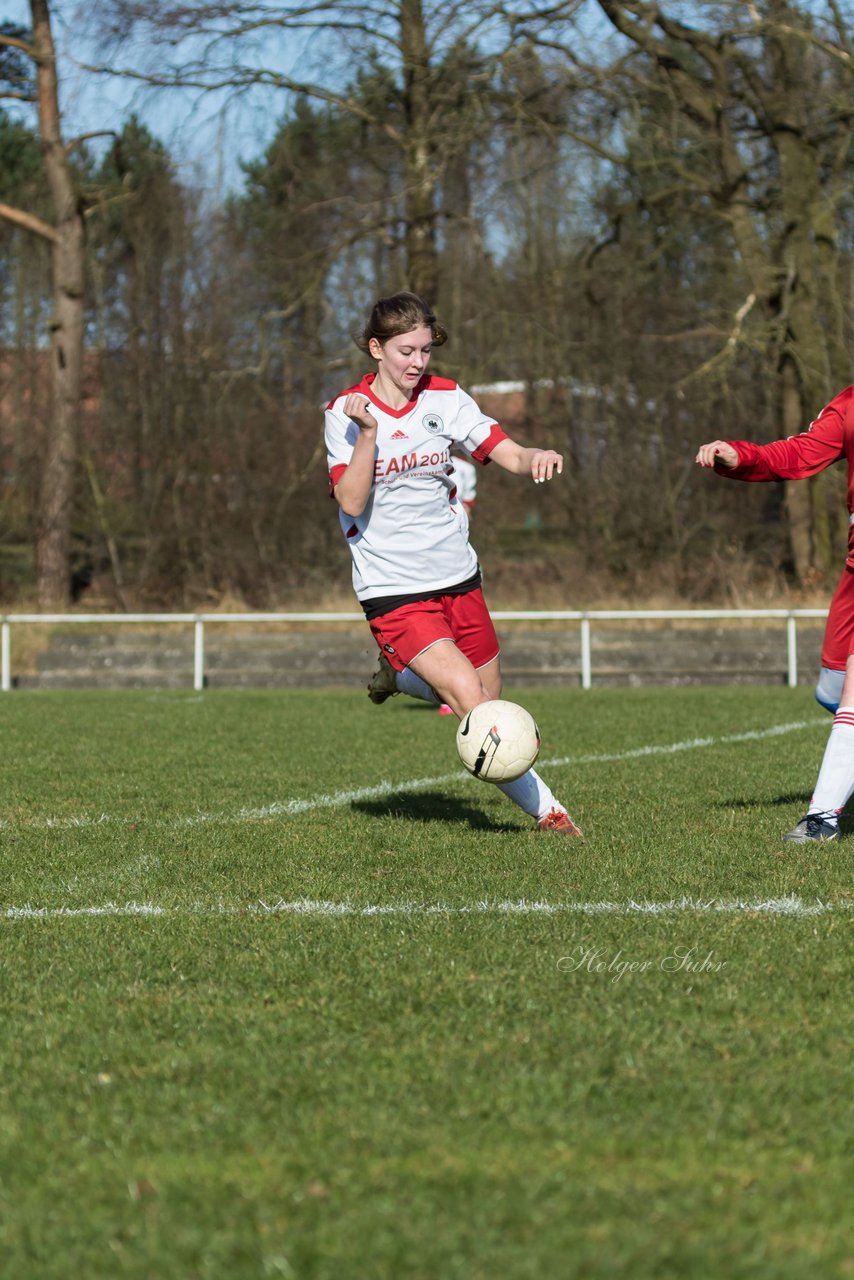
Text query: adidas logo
390 429 408 439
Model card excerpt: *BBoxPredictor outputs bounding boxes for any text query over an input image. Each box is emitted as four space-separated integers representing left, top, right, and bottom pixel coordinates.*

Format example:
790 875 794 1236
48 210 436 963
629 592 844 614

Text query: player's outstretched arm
695 440 739 469
489 439 564 483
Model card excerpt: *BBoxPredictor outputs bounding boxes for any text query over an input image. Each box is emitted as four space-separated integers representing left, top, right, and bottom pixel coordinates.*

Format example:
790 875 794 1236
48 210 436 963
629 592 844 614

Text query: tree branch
0 200 58 242
676 293 757 389
76 58 406 145
66 129 117 155
0 30 37 58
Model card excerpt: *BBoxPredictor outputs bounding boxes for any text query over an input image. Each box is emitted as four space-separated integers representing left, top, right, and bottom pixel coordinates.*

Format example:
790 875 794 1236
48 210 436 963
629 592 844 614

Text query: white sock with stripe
496 768 563 822
809 706 854 821
396 667 441 704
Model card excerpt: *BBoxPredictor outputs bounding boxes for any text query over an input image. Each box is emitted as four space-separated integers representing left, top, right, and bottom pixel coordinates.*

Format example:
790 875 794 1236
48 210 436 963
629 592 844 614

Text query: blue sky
4 0 315 193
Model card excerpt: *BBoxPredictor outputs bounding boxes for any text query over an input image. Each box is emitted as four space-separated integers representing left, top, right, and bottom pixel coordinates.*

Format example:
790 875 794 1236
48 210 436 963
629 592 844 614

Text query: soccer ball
456 699 540 783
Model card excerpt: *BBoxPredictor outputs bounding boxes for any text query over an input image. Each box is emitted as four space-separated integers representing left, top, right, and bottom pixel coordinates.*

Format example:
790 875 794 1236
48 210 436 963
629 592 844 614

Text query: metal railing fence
0 608 829 692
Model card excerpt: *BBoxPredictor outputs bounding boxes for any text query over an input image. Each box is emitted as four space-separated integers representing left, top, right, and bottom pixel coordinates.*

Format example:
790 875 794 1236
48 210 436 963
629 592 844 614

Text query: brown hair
354 291 448 354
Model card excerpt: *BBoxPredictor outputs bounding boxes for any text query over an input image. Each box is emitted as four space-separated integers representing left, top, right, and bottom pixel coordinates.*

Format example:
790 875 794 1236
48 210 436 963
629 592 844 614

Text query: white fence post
580 616 592 690
194 619 205 690
787 613 798 689
1 621 9 692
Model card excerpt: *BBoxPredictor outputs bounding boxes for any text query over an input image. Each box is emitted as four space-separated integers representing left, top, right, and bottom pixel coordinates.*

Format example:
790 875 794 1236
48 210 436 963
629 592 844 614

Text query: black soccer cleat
367 653 399 704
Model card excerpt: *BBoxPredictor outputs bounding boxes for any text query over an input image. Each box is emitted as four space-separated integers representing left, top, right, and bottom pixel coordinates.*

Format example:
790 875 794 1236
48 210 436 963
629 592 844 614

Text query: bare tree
0 3 91 607
82 0 582 301
584 0 854 582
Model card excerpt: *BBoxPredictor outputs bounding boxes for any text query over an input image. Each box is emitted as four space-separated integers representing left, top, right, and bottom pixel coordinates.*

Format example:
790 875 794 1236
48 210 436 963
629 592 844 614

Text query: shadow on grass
353 789 522 833
718 793 810 809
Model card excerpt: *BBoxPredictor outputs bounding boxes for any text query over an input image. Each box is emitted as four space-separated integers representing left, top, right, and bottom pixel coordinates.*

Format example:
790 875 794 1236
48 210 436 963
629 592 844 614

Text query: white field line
1 894 847 922
0 716 826 833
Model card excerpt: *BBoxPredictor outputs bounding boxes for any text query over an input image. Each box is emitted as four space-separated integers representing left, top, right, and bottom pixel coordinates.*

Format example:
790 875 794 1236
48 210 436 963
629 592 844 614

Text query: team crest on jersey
423 413 444 434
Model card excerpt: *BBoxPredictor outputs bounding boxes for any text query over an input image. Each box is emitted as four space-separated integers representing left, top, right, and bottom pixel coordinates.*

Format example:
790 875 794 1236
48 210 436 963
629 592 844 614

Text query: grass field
1 685 851 1279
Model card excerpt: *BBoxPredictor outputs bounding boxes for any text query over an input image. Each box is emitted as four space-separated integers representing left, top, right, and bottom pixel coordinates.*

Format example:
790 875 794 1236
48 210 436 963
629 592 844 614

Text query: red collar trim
362 372 430 420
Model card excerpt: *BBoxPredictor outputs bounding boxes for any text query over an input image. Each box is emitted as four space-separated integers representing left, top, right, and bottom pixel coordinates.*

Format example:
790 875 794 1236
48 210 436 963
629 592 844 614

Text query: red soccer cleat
537 808 584 837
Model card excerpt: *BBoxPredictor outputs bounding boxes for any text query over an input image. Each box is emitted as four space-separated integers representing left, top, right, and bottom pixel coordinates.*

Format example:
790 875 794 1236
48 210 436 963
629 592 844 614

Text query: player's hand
343 392 378 432
530 450 564 484
695 441 738 469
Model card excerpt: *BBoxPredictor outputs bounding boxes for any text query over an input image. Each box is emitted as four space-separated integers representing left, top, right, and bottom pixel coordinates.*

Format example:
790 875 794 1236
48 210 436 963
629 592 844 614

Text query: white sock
809 706 854 819
396 666 441 704
496 768 563 821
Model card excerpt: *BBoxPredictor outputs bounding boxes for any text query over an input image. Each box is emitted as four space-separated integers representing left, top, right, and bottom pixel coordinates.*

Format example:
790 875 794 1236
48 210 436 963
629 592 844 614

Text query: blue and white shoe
782 814 839 843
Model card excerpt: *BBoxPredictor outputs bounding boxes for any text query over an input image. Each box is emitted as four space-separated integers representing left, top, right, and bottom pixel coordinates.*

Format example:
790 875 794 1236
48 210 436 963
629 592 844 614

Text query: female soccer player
696 383 854 843
325 291 582 836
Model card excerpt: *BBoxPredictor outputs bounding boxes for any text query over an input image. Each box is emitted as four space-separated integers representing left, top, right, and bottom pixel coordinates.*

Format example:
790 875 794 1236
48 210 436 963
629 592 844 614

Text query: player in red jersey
696 384 854 842
325 291 582 836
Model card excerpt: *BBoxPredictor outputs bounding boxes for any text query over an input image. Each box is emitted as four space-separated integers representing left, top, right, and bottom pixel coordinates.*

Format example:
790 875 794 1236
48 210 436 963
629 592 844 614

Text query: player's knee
815 666 844 714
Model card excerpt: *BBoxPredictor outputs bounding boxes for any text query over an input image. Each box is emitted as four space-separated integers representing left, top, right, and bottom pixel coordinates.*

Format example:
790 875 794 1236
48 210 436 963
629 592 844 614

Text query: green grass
0 687 851 1278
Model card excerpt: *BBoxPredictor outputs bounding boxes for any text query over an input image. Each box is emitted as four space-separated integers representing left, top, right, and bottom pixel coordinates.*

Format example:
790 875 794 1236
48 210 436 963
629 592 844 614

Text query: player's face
371 326 433 402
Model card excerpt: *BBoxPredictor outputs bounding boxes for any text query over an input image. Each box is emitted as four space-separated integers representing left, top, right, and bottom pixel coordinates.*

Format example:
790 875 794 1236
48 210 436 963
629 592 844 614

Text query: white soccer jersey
325 373 506 602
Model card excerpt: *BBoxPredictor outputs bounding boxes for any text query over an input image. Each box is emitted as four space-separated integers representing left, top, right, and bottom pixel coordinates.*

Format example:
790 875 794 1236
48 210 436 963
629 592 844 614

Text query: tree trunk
31 0 85 609
400 0 438 300
768 16 838 581
596 0 848 585
779 357 814 584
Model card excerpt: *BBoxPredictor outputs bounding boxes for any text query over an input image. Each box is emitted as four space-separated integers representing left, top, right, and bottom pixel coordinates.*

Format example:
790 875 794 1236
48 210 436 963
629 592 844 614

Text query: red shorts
368 587 500 673
822 565 854 669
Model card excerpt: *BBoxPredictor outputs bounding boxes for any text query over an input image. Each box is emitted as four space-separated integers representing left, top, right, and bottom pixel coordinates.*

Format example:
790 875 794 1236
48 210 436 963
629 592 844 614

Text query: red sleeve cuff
329 463 347 496
470 424 508 464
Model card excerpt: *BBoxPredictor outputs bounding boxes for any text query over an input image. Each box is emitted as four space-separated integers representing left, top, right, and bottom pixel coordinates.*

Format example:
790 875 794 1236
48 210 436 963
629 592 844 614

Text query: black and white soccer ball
456 699 540 783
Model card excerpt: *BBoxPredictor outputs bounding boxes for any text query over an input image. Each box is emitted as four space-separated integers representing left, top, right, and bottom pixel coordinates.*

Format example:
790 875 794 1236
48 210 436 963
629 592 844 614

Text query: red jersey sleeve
718 397 847 482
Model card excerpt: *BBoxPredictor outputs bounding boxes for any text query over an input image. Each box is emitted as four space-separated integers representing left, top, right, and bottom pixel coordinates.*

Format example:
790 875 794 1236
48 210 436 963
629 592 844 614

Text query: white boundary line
0 717 826 832
1 895 846 921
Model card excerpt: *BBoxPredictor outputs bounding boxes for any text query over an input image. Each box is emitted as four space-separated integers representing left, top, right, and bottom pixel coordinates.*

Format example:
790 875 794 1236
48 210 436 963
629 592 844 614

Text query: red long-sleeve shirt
718 384 854 565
